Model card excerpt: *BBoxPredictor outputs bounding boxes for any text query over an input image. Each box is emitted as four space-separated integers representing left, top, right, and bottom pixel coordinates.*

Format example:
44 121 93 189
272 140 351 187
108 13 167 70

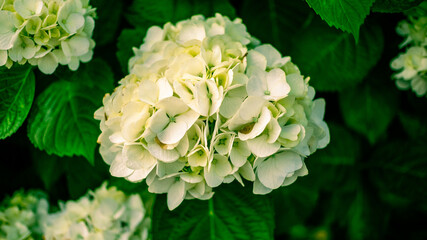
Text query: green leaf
289 20 384 91
0 65 35 139
91 0 123 46
398 112 427 139
152 183 274 240
31 148 64 191
125 0 235 28
371 0 424 13
27 59 114 165
65 154 108 199
369 139 427 210
116 28 147 74
305 0 375 40
339 81 397 144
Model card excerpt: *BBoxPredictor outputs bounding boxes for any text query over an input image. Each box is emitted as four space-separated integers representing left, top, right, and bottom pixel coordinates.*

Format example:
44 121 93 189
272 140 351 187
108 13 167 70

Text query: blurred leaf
116 28 147 74
305 0 375 40
65 154 108 199
28 59 114 165
0 65 35 139
125 0 235 28
92 0 123 46
312 123 361 165
152 183 274 240
241 0 312 53
31 148 64 191
371 0 424 13
369 139 427 210
339 81 397 144
273 178 319 236
290 20 384 92
398 112 427 139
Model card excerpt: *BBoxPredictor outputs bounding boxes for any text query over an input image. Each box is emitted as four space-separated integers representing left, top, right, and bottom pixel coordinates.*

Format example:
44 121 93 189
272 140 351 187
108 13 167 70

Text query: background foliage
1 0 427 239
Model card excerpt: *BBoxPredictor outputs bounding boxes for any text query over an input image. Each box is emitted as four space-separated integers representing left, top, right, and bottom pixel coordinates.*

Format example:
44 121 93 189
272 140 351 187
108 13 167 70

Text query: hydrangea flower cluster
0 0 96 74
95 14 330 210
391 9 427 96
43 183 150 240
0 190 48 240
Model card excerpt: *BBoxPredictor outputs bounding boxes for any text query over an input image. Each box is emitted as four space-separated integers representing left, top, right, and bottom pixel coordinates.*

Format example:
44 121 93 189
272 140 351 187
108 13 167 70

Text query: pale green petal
239 106 271 141
230 140 250 167
148 176 174 194
126 166 155 182
246 69 267 97
180 172 203 183
157 160 185 178
110 155 134 178
0 50 6 66
247 50 267 72
167 180 186 210
66 35 90 56
213 154 232 177
139 80 158 105
13 0 43 19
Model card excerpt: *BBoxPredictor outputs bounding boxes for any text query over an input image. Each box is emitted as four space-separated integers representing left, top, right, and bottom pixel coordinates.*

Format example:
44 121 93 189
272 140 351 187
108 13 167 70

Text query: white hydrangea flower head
391 9 427 97
43 182 151 240
95 13 330 210
0 0 96 74
0 190 49 240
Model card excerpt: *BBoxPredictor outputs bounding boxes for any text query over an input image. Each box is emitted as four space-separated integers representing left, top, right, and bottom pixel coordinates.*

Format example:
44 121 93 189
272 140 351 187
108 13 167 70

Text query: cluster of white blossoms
95 14 330 210
391 11 427 96
0 0 96 74
43 183 150 240
0 190 49 240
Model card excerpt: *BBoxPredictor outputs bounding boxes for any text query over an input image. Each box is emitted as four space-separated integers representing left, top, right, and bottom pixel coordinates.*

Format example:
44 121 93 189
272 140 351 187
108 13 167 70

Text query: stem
209 198 215 240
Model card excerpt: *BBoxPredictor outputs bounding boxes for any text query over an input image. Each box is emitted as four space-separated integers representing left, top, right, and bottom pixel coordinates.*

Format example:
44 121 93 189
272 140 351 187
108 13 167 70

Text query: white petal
38 53 58 74
247 69 267 97
0 50 7 66
214 154 232 177
110 155 133 178
157 120 187 145
247 50 267 71
180 173 203 183
266 68 290 100
13 0 43 19
148 176 174 194
126 166 155 182
66 35 90 56
122 144 157 170
239 161 255 181
253 177 273 195
167 180 186 210
238 106 271 141
257 151 302 189
246 134 280 157
204 165 223 188
139 80 158 105
254 44 282 67
156 78 173 101
147 109 169 133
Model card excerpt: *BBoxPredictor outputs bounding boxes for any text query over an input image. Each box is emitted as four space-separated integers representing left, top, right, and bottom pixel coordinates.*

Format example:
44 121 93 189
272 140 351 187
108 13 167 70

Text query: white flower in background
0 190 49 240
391 11 427 96
0 0 96 74
43 183 151 240
95 14 330 210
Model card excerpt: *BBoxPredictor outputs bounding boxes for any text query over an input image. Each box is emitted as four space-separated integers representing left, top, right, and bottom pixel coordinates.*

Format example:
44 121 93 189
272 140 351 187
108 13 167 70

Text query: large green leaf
27 59 114 164
0 65 35 139
305 0 375 40
125 0 235 28
339 81 398 144
289 20 384 91
371 0 424 13
152 183 274 240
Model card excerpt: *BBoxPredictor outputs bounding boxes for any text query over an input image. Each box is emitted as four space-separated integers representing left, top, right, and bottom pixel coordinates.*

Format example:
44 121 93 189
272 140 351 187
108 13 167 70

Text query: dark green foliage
0 0 426 239
27 59 114 164
152 183 274 240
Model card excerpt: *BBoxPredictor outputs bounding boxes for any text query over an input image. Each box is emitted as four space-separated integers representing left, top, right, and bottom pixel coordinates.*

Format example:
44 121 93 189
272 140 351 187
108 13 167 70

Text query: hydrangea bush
0 190 48 240
43 183 150 240
391 3 427 96
0 0 96 74
2 0 426 239
95 14 330 210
